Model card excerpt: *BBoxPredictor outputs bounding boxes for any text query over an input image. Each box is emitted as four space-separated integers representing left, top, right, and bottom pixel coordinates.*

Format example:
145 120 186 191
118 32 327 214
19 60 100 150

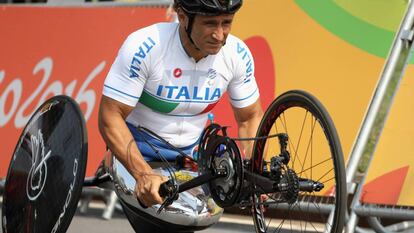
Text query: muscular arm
232 99 264 158
99 96 152 175
98 96 166 206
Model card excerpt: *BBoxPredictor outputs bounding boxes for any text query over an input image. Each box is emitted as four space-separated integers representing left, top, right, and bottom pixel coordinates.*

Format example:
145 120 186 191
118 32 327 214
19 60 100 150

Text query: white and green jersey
103 22 259 148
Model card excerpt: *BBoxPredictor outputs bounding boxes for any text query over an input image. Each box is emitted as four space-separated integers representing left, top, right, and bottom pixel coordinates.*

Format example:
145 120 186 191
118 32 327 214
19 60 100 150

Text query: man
99 0 263 208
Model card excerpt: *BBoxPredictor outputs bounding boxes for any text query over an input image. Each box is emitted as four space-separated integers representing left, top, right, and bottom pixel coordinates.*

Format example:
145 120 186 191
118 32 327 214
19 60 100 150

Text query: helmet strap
185 14 201 51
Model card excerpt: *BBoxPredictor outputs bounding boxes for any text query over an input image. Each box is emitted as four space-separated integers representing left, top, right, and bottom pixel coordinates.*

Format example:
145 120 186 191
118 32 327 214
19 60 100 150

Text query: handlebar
159 180 175 198
137 180 176 209
138 171 224 211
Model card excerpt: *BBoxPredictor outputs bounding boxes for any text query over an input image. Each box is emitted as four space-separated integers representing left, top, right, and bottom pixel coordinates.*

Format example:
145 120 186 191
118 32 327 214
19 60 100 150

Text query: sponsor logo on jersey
237 42 254 83
207 68 217 79
207 68 217 86
173 68 182 78
129 37 156 78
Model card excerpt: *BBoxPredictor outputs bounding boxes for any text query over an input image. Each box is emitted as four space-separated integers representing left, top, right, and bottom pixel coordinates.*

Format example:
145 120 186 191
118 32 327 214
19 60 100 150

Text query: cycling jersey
103 22 259 152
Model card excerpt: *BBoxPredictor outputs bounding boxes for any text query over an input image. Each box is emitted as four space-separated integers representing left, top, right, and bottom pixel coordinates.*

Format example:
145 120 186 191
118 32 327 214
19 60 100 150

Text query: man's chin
205 47 222 55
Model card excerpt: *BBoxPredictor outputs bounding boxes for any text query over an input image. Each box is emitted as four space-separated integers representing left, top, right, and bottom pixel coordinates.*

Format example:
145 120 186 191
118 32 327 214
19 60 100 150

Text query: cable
231 133 283 141
135 126 182 211
135 128 176 181
137 126 195 161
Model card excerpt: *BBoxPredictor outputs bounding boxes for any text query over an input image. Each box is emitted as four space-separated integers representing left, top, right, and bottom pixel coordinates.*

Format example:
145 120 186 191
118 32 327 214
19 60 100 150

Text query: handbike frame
156 124 325 211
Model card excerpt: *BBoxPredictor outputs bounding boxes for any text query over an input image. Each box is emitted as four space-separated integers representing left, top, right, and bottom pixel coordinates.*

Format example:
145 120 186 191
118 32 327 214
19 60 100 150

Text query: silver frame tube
346 0 414 188
346 1 414 232
354 205 414 220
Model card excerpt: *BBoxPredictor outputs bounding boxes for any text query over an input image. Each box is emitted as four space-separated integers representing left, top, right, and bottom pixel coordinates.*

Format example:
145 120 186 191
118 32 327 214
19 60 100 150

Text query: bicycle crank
198 128 244 208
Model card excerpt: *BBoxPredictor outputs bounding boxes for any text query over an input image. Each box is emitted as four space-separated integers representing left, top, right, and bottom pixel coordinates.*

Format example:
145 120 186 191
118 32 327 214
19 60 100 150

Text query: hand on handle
135 173 169 208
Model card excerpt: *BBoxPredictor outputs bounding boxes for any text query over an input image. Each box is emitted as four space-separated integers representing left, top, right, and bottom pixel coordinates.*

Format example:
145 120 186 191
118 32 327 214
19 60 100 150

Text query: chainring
197 123 222 167
198 127 243 208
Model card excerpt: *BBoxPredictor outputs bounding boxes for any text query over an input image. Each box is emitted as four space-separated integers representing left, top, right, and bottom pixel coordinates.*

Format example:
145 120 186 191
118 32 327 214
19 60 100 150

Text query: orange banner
0 6 276 177
0 6 167 176
361 67 414 206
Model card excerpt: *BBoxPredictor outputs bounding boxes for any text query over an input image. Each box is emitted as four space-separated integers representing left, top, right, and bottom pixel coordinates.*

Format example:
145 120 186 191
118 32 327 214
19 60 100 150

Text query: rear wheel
251 90 346 233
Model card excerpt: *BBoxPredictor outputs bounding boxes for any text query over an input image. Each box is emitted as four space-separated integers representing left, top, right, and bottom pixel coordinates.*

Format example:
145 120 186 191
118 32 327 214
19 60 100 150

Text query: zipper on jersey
177 59 198 147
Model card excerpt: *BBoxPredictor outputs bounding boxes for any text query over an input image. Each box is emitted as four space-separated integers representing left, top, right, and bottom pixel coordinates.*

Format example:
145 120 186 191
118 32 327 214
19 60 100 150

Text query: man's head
174 0 242 16
174 0 243 57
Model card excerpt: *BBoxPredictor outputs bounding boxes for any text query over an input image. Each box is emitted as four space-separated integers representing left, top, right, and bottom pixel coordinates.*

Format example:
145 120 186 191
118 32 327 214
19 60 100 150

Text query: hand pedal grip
137 180 175 209
159 179 174 198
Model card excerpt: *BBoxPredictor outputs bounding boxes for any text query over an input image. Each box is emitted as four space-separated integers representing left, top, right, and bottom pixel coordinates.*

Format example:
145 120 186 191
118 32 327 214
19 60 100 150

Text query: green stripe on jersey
139 91 179 113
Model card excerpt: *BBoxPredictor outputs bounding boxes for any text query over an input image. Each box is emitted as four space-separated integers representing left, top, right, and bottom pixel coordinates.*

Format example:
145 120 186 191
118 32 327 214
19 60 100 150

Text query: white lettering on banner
0 57 106 128
76 61 105 120
0 71 22 127
15 58 53 128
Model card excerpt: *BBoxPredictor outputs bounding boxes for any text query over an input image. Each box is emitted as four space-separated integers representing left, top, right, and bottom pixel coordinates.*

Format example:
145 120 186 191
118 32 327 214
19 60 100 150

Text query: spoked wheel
251 90 346 233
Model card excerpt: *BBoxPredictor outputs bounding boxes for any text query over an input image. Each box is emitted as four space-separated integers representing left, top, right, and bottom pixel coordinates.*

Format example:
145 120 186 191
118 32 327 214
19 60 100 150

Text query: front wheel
251 90 346 233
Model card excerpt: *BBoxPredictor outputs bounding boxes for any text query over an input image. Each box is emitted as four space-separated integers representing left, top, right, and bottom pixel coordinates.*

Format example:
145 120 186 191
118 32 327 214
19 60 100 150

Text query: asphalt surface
0 203 315 233
0 201 258 233
66 208 257 233
0 196 322 233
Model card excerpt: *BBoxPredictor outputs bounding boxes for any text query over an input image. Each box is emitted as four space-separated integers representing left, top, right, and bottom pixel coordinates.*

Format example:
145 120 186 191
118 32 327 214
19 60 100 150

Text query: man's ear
176 8 188 26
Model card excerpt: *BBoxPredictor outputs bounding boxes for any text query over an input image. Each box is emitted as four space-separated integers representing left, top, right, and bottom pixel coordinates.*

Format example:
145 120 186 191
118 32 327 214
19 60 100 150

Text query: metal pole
354 205 414 220
346 1 414 232
346 0 414 187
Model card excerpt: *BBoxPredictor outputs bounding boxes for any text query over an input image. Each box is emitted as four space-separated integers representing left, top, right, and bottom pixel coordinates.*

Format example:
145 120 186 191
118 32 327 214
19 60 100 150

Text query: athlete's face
190 14 234 55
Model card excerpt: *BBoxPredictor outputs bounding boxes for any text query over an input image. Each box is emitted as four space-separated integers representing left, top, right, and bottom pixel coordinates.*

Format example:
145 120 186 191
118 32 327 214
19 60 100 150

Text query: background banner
0 6 275 177
232 0 413 205
1 0 413 206
361 67 414 206
0 6 167 176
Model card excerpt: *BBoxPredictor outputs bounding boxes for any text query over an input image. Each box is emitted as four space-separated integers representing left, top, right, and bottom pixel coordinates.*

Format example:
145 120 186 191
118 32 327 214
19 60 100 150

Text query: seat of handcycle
105 153 223 233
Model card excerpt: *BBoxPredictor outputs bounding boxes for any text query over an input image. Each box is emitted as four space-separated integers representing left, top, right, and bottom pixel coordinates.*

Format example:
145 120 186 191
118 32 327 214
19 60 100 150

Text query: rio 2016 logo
0 57 105 128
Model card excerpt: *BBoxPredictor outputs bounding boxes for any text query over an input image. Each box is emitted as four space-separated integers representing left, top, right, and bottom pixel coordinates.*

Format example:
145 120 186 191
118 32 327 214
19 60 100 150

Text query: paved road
1 204 314 233
0 203 257 233
66 208 256 233
2 198 325 233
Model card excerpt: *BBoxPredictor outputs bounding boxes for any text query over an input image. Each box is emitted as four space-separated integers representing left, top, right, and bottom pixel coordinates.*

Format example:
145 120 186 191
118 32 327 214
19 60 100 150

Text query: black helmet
175 0 243 16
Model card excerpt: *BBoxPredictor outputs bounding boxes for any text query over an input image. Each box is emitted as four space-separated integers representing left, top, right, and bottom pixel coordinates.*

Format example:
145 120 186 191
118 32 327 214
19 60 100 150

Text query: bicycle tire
251 90 346 233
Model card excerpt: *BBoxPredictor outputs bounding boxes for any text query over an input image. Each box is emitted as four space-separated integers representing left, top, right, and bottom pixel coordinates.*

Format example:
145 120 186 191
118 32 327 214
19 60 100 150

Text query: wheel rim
251 91 345 233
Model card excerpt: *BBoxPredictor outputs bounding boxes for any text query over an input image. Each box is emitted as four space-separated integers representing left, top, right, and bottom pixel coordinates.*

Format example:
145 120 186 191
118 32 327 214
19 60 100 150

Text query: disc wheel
251 90 346 233
2 95 88 233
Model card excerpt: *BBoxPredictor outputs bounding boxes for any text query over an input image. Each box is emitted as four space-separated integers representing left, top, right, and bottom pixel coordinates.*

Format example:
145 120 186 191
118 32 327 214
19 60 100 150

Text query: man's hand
99 96 170 207
135 173 169 207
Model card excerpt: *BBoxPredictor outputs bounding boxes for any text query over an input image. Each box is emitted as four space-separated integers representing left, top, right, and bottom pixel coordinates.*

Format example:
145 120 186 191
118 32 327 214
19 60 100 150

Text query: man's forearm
99 117 153 178
233 99 264 158
237 114 262 158
98 97 153 179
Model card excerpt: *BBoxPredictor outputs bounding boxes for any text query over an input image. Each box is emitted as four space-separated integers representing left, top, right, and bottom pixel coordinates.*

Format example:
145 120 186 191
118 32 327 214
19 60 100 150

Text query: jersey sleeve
227 37 260 108
103 30 155 107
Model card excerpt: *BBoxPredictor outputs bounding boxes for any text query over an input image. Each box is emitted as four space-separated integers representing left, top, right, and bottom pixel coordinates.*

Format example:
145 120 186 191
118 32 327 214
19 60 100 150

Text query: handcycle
1 90 346 233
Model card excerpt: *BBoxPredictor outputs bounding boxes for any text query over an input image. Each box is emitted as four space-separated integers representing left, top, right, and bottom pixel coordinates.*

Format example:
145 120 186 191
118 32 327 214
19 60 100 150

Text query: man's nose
212 26 225 41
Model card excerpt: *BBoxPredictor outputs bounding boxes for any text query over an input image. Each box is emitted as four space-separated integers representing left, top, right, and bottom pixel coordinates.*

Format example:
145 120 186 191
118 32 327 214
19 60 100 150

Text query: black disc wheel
2 95 88 233
251 90 346 233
